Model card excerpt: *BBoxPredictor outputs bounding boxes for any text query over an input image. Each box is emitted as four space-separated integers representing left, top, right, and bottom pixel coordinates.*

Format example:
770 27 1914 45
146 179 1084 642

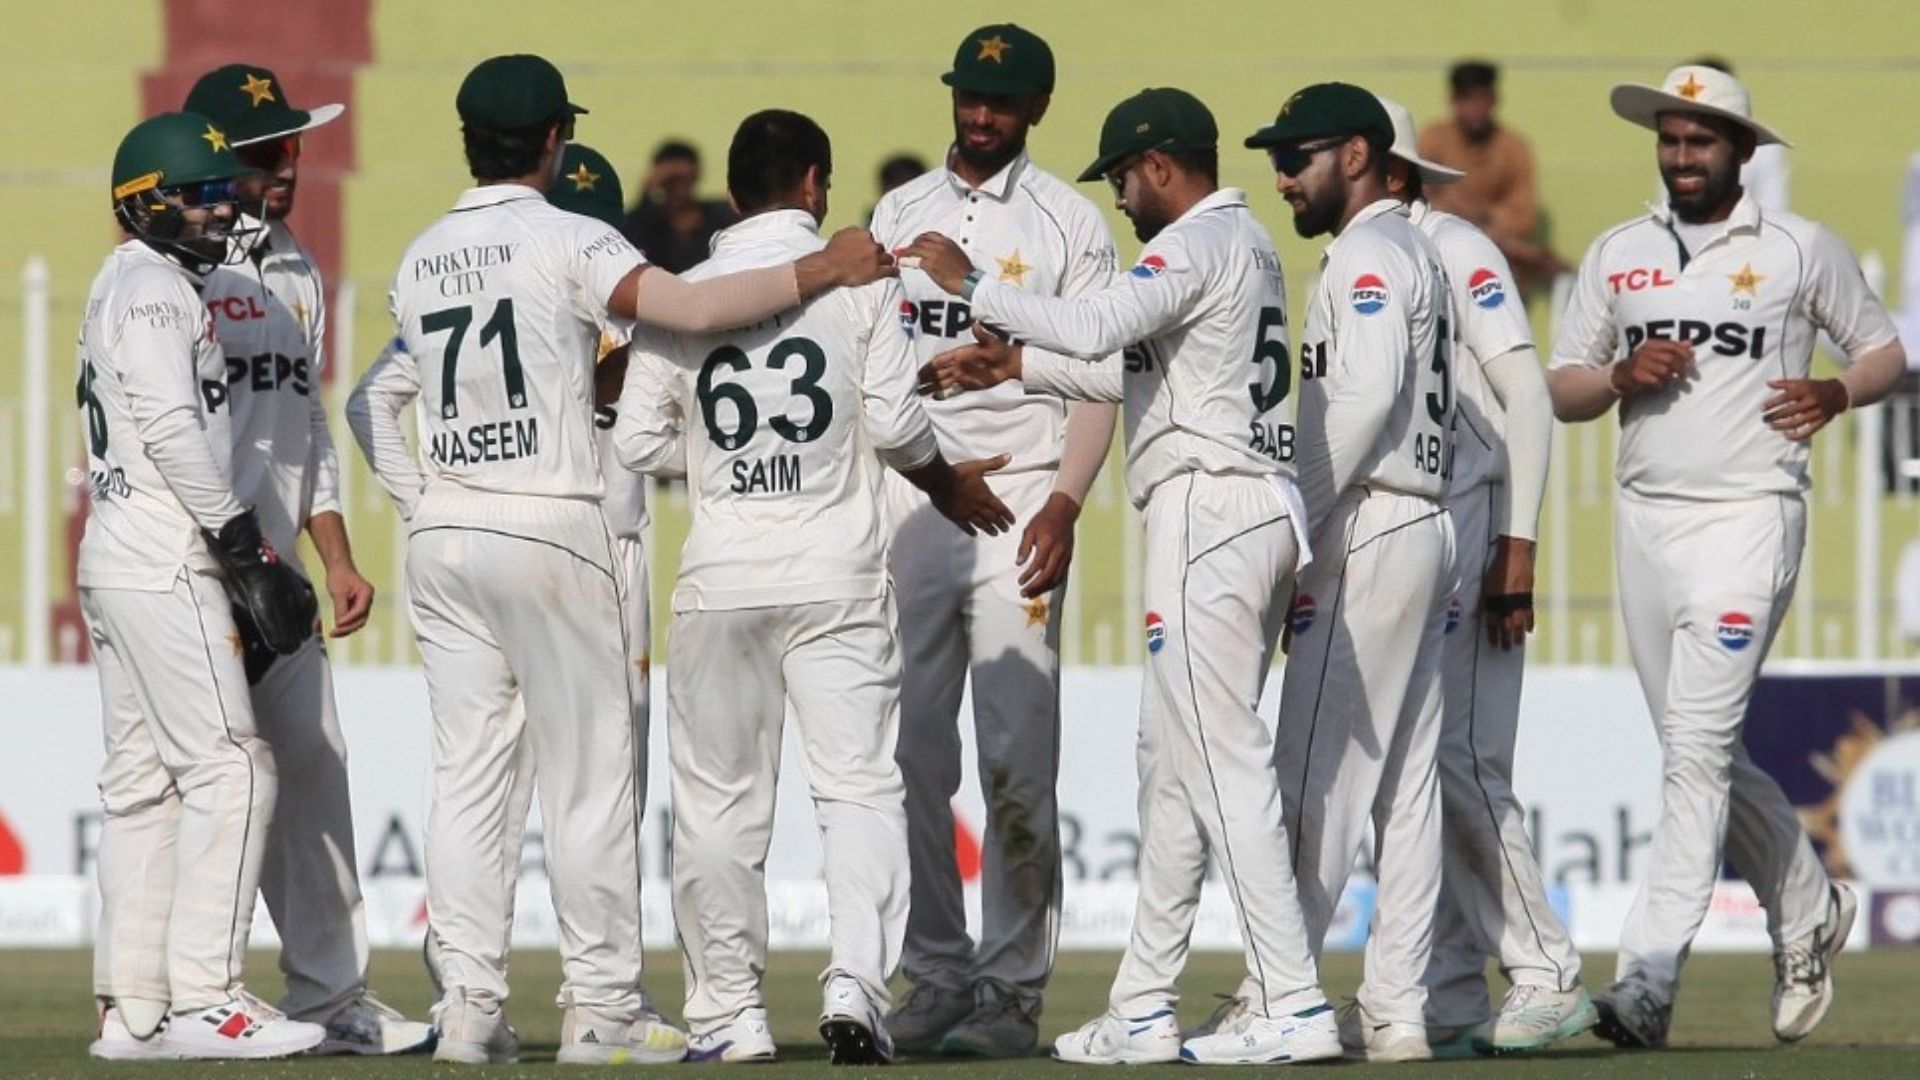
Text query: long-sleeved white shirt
967 188 1297 510
76 241 243 590
1294 198 1456 535
203 217 338 563
612 210 938 612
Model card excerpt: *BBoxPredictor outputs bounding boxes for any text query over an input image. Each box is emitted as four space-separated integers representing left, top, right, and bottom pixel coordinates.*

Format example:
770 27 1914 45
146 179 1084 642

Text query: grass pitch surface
2 948 1916 1079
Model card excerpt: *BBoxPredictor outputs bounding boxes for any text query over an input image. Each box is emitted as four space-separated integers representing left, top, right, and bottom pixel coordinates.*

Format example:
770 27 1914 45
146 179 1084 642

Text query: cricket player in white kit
1245 84 1457 1064
81 112 327 1061
909 87 1339 1067
184 63 432 1055
347 54 896 1066
1363 97 1596 1056
1548 65 1905 1049
614 110 1015 1067
867 25 1119 1057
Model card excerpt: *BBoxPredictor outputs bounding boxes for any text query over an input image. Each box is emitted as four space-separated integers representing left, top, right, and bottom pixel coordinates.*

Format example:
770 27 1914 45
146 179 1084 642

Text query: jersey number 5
697 337 833 450
422 298 525 420
1425 313 1453 425
1248 305 1291 412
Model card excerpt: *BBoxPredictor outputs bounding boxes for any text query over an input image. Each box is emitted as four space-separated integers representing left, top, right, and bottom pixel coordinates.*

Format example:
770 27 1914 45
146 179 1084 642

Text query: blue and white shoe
687 1006 777 1064
1178 1002 1342 1065
1051 1008 1181 1065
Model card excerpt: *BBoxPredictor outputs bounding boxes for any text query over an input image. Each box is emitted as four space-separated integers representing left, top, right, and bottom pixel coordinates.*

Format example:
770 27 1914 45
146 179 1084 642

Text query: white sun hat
1609 65 1791 147
1372 94 1464 185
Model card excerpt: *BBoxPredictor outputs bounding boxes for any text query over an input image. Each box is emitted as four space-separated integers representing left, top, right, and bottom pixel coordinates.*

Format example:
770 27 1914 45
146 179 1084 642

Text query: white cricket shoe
1592 978 1670 1049
89 1002 182 1061
1178 1002 1342 1065
1337 1000 1431 1062
166 992 326 1060
307 993 436 1055
557 1001 689 1065
1483 984 1597 1054
1182 995 1249 1041
1051 1008 1181 1065
1773 881 1858 1042
687 1006 778 1063
820 972 894 1065
431 992 518 1065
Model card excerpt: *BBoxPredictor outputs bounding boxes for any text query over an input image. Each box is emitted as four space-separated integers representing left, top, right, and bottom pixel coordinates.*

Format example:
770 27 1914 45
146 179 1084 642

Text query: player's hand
895 233 974 295
1480 535 1536 651
1017 491 1081 598
325 559 375 638
818 227 897 287
931 453 1015 536
918 323 1023 398
1609 339 1695 398
1762 377 1848 442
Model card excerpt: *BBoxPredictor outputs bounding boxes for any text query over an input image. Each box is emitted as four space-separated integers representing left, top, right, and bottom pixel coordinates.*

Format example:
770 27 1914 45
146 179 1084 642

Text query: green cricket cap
1077 87 1218 182
456 54 587 130
1244 81 1393 150
941 24 1054 98
183 64 344 147
548 144 625 229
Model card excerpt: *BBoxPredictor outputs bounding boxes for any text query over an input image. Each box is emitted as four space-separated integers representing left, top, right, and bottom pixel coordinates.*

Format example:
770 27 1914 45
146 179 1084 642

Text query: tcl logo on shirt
1608 267 1677 293
209 295 269 322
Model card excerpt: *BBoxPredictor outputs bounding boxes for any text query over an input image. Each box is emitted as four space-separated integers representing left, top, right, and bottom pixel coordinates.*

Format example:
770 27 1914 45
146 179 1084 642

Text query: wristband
1484 592 1534 616
961 269 984 300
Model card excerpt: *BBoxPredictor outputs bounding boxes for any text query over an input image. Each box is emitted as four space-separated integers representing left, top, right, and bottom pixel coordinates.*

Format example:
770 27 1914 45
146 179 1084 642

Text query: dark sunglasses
1268 137 1350 179
1104 139 1177 197
234 135 302 170
162 176 243 208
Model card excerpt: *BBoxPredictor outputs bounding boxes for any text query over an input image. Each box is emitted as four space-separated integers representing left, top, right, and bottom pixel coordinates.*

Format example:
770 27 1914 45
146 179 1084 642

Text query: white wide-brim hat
1372 94 1464 185
1610 65 1790 147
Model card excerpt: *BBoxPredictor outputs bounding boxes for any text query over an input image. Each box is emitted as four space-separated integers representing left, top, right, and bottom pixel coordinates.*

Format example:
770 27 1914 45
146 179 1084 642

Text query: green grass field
3 949 1916 1079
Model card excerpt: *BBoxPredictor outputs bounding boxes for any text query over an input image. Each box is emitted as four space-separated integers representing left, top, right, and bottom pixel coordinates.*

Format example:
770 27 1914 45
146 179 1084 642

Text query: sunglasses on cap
234 135 302 170
1104 138 1177 198
1268 136 1350 179
160 176 245 208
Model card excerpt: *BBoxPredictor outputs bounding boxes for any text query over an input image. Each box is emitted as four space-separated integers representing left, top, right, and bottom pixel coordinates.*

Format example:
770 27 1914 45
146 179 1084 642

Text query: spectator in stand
878 152 928 197
621 140 738 273
1418 60 1567 292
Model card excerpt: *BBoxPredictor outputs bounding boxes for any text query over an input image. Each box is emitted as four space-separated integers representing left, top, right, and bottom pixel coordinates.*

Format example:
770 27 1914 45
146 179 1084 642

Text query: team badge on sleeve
1444 594 1464 634
1131 254 1168 279
1467 268 1507 309
1145 611 1167 654
1350 274 1389 315
898 299 917 340
1716 611 1755 652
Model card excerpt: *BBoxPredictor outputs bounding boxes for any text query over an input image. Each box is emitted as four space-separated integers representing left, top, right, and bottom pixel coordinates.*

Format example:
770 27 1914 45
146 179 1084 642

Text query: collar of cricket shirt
452 183 546 211
943 147 1029 202
709 208 820 254
1320 197 1410 262
1648 188 1761 241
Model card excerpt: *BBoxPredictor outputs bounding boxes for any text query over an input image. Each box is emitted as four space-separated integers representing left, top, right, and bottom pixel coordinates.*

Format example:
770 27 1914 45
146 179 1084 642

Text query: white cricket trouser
668 595 909 1035
1273 488 1452 1026
1613 491 1829 1000
252 633 371 1020
1417 481 1581 1027
407 488 646 1020
887 469 1062 1009
84 569 276 1011
1106 472 1324 1019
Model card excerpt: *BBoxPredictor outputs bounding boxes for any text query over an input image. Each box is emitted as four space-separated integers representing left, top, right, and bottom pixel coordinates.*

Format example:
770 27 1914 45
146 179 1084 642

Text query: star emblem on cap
567 163 601 192
1675 72 1706 100
201 123 229 153
977 34 1010 63
240 73 276 107
997 250 1033 287
1728 262 1766 296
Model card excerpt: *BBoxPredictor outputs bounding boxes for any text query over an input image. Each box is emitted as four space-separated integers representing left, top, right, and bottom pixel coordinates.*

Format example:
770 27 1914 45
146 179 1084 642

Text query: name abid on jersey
388 184 644 500
1551 193 1899 500
1299 199 1456 503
